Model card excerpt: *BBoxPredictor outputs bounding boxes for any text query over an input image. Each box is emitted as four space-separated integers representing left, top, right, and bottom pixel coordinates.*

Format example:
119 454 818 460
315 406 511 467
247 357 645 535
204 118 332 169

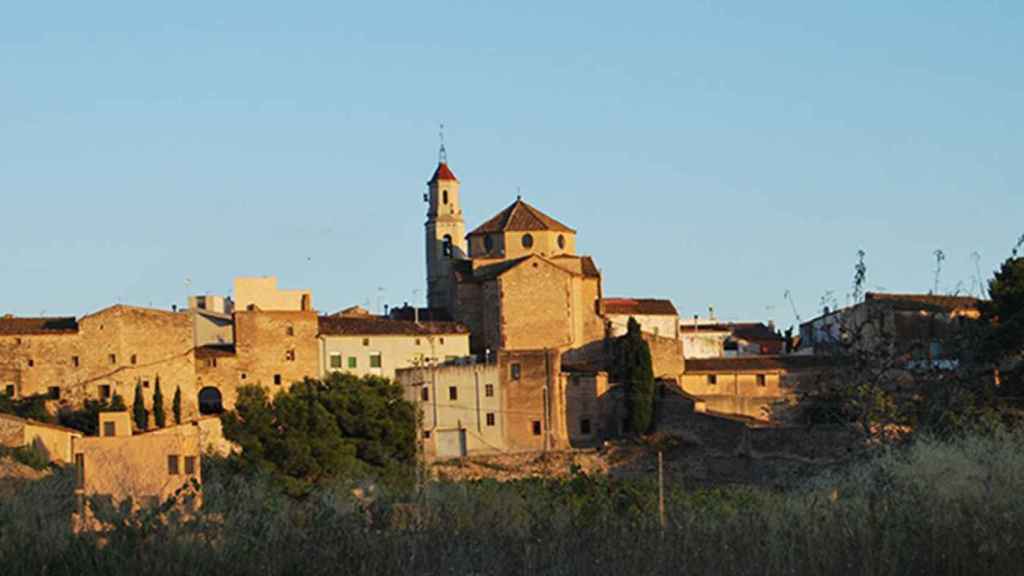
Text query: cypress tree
613 317 656 434
132 383 148 431
172 386 182 425
153 380 166 428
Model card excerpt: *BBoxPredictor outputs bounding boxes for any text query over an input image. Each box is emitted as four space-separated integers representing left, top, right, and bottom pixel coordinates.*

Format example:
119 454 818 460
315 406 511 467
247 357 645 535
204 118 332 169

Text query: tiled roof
553 255 601 278
679 324 734 334
864 292 981 312
429 162 458 183
318 316 469 336
468 199 575 236
602 298 678 316
684 355 826 373
388 306 454 322
0 316 79 335
679 322 781 342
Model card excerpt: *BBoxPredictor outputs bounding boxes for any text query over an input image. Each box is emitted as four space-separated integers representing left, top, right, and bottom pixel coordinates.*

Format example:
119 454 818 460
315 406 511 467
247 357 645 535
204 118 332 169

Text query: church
395 151 683 459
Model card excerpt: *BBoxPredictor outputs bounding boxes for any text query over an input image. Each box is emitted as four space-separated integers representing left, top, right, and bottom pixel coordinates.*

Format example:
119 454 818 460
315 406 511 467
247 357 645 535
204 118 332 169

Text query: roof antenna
438 123 447 164
516 186 522 201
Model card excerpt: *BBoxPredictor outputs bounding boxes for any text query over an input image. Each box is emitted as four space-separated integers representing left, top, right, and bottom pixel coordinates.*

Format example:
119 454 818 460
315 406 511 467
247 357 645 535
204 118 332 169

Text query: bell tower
425 138 466 312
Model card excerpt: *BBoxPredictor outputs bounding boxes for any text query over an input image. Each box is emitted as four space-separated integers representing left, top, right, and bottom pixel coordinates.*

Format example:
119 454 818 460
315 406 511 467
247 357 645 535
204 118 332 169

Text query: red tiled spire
429 162 458 183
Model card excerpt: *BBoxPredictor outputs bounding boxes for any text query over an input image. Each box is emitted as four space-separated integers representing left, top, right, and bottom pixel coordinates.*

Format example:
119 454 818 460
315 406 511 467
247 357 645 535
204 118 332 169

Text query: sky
1 1 1021 327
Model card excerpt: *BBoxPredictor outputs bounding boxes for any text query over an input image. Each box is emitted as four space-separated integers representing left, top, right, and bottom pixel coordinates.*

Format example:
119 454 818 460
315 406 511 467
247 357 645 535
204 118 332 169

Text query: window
285 349 296 362
4 385 13 397
130 354 137 365
440 337 445 345
184 456 196 475
442 189 449 205
707 375 717 386
103 421 116 437
72 356 80 367
580 418 592 435
442 234 453 257
99 385 111 399
449 386 458 401
521 233 534 249
286 325 294 336
329 354 342 369
206 358 217 368
142 380 149 389
511 363 521 380
167 455 180 475
557 234 566 249
274 374 282 385
369 354 382 368
415 338 421 346
74 454 85 489
362 338 370 347
48 386 60 400
486 413 495 427
756 374 766 387
27 359 34 368
485 384 494 398
348 357 357 369
109 354 117 365
423 430 431 439
532 421 542 436
421 387 429 401
484 234 494 252
240 372 247 380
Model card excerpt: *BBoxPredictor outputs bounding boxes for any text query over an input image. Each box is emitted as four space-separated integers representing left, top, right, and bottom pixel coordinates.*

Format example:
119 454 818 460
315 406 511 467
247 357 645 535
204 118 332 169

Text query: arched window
557 234 566 249
442 189 449 205
442 235 453 257
198 387 223 415
522 234 534 249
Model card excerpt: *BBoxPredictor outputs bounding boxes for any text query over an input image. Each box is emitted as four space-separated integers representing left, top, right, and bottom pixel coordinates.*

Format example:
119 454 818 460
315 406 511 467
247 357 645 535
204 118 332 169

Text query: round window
522 234 534 249
557 234 566 249
484 234 494 252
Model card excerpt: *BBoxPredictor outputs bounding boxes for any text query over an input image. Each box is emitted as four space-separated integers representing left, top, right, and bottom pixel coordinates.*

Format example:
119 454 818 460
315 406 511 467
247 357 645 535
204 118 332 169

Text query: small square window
71 356 80 367
130 354 137 365
421 387 429 401
184 456 196 475
415 338 421 346
240 372 247 380
449 386 458 401
532 421 542 436
485 384 494 398
362 338 370 347
274 374 282 386
756 374 766 387
285 350 295 362
440 337 445 345
348 357 357 369
206 358 217 368
167 455 180 475
109 354 117 365
142 380 150 389
286 326 295 336
4 385 14 397
707 375 717 385
99 385 111 399
103 421 116 437
27 359 34 368
511 363 521 380
580 418 592 435
370 354 382 368
486 413 495 427
423 430 431 439
48 386 60 400
329 354 342 369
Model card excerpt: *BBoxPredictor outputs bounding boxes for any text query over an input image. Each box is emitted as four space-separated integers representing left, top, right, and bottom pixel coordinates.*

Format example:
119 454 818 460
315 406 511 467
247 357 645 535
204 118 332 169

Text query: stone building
234 276 312 312
602 298 680 340
318 315 470 381
194 310 319 413
0 412 82 463
0 306 198 425
679 355 825 421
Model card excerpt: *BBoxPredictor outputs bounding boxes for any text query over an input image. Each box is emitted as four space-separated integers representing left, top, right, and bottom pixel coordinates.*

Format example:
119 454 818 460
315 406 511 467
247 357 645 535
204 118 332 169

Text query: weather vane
439 122 447 164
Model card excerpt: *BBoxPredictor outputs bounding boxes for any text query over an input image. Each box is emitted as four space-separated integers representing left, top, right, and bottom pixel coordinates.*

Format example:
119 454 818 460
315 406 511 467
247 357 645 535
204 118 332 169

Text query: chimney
172 304 177 312
708 306 715 321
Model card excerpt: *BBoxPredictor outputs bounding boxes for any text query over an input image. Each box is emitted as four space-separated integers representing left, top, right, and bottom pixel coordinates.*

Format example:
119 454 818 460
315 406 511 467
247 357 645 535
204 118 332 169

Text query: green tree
132 383 148 431
221 373 416 496
172 386 182 425
0 394 54 423
611 317 656 434
983 253 1024 363
153 381 166 428
108 393 127 412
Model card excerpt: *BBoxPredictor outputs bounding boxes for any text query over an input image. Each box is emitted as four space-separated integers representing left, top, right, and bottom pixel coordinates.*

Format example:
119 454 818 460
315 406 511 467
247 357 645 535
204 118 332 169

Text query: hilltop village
0 154 986 506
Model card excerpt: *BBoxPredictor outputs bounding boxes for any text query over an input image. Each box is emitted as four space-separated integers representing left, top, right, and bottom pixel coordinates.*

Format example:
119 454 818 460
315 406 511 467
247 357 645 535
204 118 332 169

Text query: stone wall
644 333 684 380
500 349 562 451
499 260 574 350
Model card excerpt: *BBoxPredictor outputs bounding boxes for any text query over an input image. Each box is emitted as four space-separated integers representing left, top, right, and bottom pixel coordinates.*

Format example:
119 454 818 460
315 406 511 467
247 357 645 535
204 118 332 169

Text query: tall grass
2 432 1023 575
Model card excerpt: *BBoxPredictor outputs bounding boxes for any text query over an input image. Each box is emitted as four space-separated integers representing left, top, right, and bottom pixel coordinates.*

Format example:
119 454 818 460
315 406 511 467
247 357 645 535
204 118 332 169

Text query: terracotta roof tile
429 162 458 183
0 316 79 335
602 298 678 316
318 316 468 336
468 199 574 236
685 355 826 373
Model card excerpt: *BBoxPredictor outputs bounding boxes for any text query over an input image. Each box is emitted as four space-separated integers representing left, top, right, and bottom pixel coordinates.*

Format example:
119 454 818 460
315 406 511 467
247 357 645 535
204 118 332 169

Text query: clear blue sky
2 1 1021 327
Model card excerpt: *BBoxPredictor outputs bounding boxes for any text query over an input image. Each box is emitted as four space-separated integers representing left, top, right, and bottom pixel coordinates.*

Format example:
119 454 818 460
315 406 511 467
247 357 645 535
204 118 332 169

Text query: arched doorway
198 387 224 415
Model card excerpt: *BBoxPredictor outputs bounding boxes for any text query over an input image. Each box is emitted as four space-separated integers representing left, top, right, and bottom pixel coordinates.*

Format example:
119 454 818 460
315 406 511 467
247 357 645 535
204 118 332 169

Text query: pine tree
172 386 182 425
153 380 166 428
132 383 148 431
